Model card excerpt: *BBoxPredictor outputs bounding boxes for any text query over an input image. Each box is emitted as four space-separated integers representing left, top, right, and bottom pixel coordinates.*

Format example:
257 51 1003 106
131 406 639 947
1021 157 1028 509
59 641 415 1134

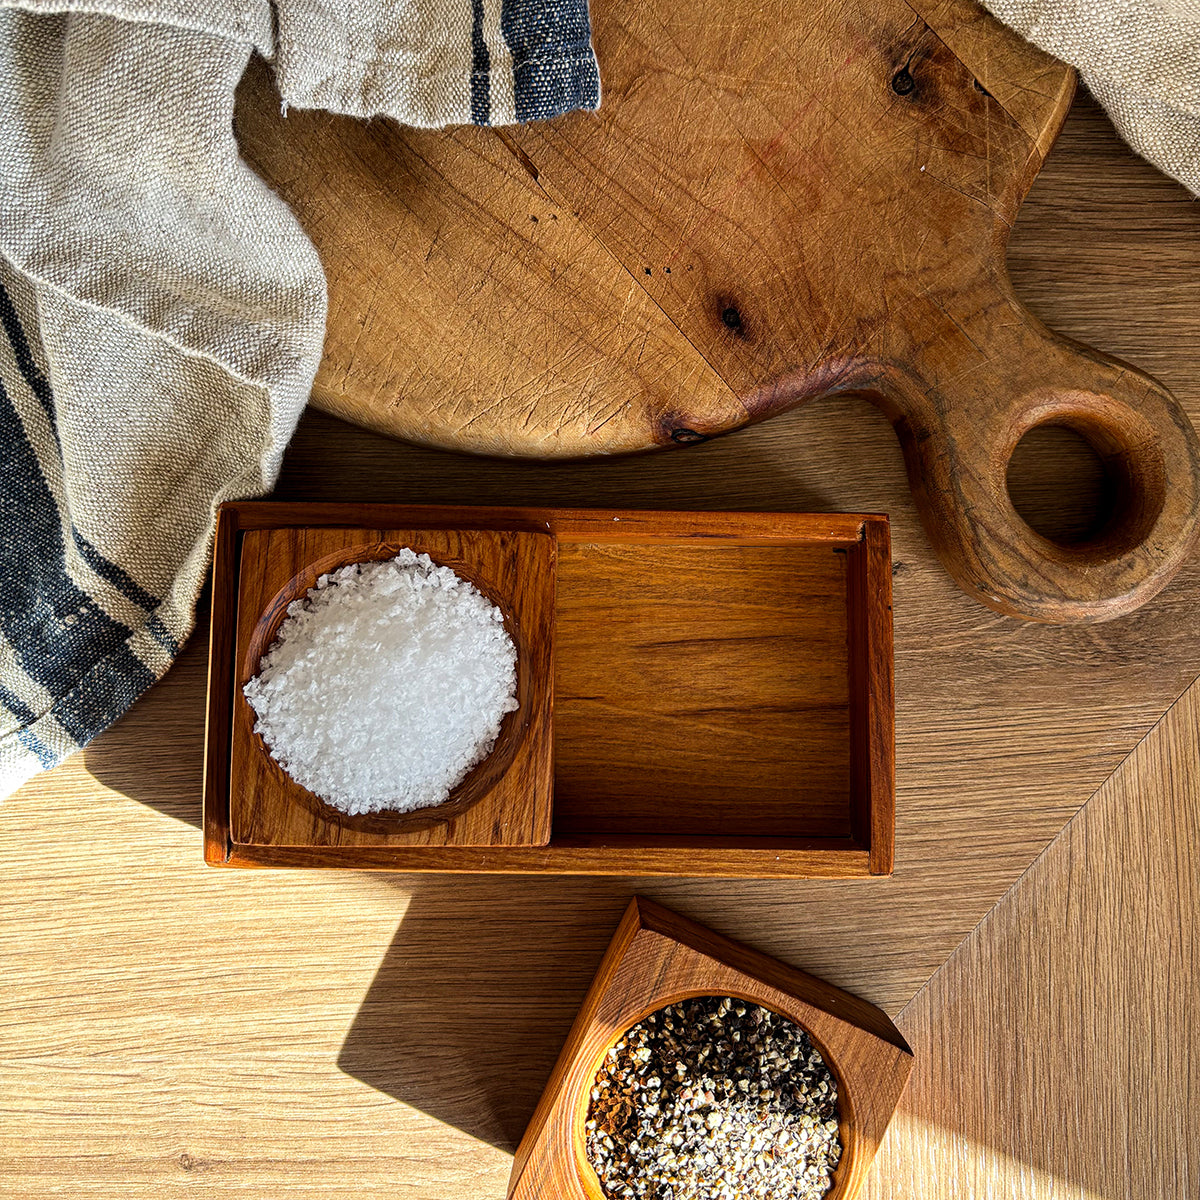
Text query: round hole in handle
1006 425 1116 546
1002 399 1168 562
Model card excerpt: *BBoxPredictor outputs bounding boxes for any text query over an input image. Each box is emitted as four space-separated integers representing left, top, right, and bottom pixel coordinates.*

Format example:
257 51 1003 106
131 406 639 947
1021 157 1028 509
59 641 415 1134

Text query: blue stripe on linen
17 726 56 768
0 682 55 767
70 527 160 613
0 680 38 724
500 0 599 122
138 612 178 654
470 0 491 124
70 527 179 653
0 373 154 746
0 276 54 423
0 278 172 649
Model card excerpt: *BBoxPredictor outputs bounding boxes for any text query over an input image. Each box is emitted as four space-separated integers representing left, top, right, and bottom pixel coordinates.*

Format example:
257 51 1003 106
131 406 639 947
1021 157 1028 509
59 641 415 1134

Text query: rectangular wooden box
204 503 894 877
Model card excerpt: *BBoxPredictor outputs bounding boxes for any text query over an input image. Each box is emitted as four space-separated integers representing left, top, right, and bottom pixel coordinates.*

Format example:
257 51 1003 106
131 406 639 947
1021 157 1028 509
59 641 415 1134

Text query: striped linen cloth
983 0 1200 197
0 1 598 797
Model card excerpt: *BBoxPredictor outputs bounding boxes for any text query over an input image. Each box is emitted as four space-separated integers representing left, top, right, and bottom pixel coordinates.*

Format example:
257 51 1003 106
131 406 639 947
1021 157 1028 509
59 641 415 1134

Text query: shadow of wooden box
204 503 894 877
510 897 914 1200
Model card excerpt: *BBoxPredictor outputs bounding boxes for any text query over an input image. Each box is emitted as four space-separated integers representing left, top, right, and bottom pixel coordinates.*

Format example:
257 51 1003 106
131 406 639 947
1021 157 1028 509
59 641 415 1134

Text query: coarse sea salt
244 549 519 816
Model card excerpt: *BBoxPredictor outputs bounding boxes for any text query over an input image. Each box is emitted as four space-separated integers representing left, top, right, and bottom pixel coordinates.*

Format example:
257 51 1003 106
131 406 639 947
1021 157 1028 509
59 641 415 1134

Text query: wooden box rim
203 502 895 878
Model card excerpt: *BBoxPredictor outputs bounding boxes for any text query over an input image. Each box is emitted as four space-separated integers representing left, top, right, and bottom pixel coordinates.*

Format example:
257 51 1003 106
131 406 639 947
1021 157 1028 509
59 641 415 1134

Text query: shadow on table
337 876 634 1151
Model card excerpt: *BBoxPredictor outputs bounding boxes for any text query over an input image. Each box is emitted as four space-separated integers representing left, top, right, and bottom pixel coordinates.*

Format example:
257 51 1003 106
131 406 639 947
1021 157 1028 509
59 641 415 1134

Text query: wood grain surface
863 675 1200 1200
553 542 853 840
2 93 1199 1197
234 4 1076 460
233 0 1200 623
509 898 913 1200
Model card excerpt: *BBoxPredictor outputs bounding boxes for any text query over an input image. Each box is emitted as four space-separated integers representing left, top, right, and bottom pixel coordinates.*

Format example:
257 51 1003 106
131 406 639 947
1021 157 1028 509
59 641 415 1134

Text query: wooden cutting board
234 0 1200 624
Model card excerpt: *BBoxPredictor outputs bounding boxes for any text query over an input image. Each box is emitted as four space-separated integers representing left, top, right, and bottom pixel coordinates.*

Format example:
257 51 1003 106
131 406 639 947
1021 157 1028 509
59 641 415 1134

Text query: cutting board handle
875 291 1200 623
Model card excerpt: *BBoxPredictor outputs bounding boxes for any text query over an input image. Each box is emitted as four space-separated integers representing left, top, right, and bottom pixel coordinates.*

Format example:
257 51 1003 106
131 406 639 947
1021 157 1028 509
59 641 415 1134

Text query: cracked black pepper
585 996 841 1200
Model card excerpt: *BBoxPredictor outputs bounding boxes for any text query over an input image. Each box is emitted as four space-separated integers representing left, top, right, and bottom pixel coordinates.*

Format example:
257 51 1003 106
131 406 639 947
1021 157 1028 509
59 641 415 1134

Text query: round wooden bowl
570 991 858 1200
240 539 532 836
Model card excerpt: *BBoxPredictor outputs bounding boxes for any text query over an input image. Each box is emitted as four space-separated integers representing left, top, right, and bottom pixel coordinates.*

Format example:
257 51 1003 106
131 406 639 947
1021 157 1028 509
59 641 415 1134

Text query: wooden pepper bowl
510 898 914 1200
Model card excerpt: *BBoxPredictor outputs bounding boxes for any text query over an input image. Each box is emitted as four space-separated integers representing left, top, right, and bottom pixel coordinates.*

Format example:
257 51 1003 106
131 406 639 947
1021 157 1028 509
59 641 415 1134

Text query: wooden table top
2 94 1197 1198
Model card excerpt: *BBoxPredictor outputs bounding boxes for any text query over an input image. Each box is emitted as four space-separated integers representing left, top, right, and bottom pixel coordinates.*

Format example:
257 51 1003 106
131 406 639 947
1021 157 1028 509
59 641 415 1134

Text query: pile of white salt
244 549 519 816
